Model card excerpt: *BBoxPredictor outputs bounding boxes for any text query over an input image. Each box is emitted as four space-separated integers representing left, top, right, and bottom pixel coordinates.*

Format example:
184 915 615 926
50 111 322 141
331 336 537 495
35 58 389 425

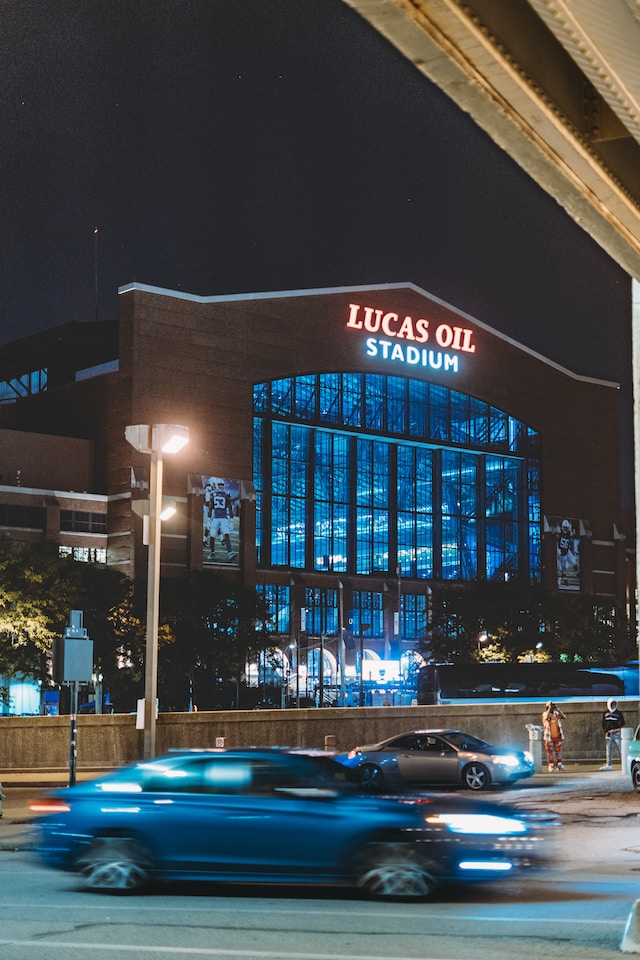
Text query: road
0 768 637 960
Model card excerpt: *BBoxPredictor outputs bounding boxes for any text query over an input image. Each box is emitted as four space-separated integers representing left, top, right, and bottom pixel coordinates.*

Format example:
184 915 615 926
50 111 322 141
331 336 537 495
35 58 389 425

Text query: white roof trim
0 485 108 501
118 280 620 389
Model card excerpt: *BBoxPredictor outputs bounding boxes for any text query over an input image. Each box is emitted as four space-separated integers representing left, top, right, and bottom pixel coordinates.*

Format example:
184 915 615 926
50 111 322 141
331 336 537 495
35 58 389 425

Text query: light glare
426 813 526 835
458 860 513 871
161 433 189 454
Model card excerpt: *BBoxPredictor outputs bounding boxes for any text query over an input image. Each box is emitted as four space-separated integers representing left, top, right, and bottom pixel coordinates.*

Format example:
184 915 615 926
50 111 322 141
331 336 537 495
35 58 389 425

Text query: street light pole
338 581 346 707
126 423 189 760
359 622 371 706
144 438 163 760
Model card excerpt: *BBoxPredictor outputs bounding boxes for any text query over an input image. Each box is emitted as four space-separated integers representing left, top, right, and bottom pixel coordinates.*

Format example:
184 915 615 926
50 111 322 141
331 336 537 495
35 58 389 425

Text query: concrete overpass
344 0 640 613
343 0 640 279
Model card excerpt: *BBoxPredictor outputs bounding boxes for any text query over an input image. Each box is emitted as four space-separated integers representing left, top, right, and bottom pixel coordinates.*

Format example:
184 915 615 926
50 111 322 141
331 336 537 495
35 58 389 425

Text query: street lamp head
125 424 152 454
125 423 190 455
156 424 189 454
159 502 177 521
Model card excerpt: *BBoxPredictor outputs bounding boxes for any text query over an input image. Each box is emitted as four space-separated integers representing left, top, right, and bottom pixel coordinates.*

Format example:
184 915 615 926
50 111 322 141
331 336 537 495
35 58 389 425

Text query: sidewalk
0 767 112 788
0 768 113 850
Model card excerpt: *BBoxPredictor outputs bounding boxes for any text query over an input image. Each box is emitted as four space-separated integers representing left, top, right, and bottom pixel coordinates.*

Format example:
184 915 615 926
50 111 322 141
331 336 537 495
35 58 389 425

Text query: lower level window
59 546 107 563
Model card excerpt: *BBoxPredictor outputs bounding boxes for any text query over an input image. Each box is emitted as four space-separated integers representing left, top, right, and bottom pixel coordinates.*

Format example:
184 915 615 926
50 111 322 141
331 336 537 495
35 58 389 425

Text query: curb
0 836 32 851
0 818 34 852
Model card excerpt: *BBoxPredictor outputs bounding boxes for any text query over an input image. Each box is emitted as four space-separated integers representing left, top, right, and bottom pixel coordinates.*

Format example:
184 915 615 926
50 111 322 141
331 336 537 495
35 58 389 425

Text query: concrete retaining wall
0 701 636 770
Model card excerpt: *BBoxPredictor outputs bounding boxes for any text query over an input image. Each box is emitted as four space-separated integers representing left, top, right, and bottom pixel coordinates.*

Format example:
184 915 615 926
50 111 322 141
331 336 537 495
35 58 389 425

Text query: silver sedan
336 729 535 792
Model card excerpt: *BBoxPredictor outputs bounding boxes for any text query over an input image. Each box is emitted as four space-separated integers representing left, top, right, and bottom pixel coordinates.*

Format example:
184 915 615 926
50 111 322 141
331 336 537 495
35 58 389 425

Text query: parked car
29 747 554 899
628 724 640 792
335 729 535 792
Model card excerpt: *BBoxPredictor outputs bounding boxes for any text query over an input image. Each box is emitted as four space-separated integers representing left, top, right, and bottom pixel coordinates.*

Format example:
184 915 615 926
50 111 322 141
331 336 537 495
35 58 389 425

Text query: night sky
2 0 631 389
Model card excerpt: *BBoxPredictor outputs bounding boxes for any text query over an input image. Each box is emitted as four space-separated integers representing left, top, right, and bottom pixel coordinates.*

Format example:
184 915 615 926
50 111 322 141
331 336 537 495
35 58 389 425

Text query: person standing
542 701 566 771
600 697 626 770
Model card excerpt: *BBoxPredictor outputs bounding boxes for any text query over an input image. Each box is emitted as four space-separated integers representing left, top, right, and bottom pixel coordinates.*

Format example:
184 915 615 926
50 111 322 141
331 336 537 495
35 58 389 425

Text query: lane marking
0 942 465 960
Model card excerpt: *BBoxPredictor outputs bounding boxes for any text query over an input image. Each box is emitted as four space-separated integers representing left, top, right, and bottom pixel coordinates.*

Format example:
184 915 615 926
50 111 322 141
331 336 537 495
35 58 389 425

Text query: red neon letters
346 302 476 354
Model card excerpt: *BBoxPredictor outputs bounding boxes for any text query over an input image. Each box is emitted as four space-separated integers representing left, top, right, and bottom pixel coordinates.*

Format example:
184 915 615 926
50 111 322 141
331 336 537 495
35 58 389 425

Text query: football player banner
552 516 580 591
201 476 241 567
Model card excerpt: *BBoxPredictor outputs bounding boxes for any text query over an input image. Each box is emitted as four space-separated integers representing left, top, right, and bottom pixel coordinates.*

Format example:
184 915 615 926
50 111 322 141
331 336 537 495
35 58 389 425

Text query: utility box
525 723 543 741
525 723 544 772
52 610 94 683
621 726 634 773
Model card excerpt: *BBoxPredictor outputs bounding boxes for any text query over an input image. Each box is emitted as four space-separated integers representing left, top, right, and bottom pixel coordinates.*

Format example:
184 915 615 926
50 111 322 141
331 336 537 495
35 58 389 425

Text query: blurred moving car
30 748 554 899
628 724 640 792
335 729 535 792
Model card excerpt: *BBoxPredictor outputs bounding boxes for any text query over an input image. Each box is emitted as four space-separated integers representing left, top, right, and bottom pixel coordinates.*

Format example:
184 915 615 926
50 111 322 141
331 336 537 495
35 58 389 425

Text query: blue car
30 748 554 899
335 729 535 792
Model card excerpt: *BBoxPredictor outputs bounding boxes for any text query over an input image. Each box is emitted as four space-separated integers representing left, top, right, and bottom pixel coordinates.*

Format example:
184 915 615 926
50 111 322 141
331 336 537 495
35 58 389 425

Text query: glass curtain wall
253 373 540 582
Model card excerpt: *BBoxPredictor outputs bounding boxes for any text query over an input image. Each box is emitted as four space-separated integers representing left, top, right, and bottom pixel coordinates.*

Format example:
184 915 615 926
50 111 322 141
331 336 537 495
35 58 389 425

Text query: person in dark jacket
600 697 626 770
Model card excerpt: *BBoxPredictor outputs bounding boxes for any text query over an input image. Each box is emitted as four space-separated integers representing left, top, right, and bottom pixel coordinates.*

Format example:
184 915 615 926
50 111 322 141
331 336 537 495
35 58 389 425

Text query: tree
422 576 634 665
158 573 274 710
0 536 280 713
67 562 146 713
0 537 141 711
543 593 634 663
424 578 545 663
0 539 76 682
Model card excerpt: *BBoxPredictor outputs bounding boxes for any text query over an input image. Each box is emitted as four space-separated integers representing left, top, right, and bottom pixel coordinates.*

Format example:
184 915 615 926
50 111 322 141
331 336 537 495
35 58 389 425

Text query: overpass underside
344 0 640 280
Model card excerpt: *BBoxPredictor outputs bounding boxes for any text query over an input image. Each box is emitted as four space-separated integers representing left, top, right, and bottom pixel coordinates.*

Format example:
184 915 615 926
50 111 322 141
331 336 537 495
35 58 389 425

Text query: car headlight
491 754 520 767
425 813 527 835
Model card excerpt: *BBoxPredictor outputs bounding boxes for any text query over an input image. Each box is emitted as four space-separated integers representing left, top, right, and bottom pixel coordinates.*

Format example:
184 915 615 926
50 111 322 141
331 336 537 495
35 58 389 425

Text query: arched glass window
253 373 540 582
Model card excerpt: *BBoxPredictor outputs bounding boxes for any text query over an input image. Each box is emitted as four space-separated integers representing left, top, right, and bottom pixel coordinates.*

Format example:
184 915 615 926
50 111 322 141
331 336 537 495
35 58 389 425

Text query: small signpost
52 610 94 786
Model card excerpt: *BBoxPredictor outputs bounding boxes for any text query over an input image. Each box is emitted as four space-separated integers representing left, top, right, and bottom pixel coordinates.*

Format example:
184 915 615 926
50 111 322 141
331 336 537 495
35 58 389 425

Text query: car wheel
463 762 491 791
632 763 640 794
355 841 438 900
359 763 385 793
77 836 151 893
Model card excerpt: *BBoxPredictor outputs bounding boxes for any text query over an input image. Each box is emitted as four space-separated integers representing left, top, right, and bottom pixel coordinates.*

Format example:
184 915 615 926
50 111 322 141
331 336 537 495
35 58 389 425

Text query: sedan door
130 758 252 876
142 757 361 883
396 735 460 784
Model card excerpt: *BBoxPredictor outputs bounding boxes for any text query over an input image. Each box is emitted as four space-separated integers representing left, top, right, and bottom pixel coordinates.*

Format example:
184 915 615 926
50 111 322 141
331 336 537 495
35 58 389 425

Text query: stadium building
0 282 630 705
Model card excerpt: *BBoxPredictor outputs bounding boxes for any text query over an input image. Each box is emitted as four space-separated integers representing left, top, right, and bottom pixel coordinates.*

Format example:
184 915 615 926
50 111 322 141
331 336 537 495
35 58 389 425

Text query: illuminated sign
346 302 476 373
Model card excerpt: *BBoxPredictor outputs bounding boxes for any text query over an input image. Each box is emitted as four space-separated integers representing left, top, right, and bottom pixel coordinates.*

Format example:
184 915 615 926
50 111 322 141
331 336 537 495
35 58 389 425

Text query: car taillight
29 797 71 814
